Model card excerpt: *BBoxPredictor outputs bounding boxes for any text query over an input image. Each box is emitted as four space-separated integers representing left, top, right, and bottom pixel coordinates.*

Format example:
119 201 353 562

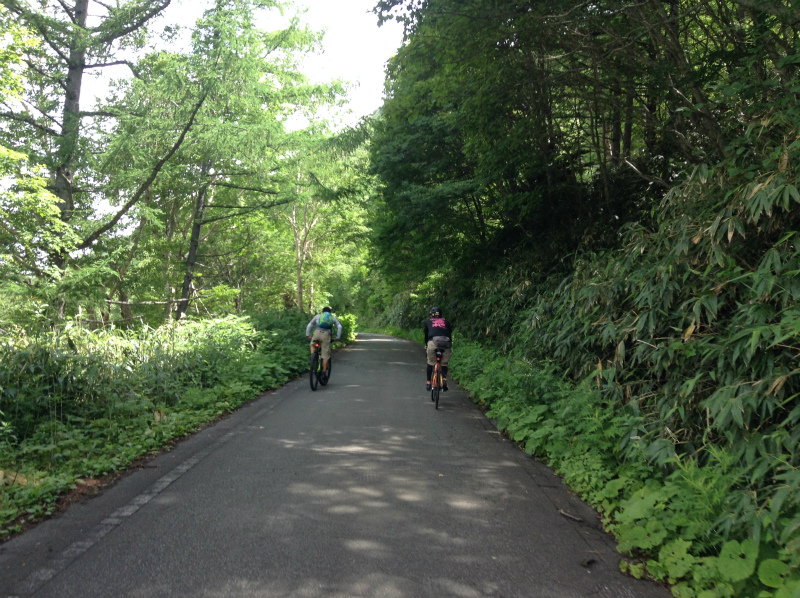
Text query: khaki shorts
311 328 333 359
426 340 451 366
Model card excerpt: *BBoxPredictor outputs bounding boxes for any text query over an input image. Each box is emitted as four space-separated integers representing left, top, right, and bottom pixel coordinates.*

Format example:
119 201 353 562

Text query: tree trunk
118 288 134 327
55 0 89 220
235 282 243 313
623 86 634 159
176 181 211 319
162 192 179 322
296 258 305 313
610 80 622 165
51 0 89 268
287 201 319 313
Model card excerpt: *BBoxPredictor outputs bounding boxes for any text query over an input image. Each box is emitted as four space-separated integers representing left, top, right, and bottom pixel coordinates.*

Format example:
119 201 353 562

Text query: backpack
318 311 334 329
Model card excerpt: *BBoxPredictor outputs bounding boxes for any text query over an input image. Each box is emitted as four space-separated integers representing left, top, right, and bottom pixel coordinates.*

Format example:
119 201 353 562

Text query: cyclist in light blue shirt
305 307 342 379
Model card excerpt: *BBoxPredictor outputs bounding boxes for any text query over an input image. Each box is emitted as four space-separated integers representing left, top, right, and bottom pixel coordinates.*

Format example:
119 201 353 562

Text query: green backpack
319 312 334 329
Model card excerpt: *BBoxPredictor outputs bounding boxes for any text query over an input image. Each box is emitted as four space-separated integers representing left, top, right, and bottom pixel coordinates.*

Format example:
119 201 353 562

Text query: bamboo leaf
768 375 788 396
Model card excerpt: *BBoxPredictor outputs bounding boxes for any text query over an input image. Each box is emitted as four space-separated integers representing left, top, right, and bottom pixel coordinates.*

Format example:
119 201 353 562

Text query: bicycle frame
432 348 444 409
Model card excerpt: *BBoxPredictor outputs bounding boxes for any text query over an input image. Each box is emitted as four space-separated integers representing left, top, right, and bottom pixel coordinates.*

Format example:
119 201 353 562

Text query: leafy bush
448 333 799 597
336 312 358 342
0 311 315 538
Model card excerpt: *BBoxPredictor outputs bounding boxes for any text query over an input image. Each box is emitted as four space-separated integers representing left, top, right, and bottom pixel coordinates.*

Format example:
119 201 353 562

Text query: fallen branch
558 509 583 522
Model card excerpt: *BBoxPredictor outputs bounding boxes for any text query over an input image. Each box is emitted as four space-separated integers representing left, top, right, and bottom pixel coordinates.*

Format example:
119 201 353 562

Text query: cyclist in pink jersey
423 306 452 391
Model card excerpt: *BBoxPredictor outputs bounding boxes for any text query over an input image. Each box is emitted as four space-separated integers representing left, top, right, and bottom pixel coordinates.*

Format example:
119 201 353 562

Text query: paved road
0 333 670 598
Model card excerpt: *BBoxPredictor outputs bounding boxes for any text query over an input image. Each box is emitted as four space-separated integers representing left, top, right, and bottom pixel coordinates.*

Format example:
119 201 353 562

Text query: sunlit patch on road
446 497 483 510
327 505 360 514
312 444 393 455
342 539 389 555
394 490 424 502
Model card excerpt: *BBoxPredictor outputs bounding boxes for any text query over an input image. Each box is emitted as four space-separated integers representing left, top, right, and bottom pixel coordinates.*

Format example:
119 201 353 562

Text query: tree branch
211 181 279 195
6 3 74 65
625 159 670 189
53 0 76 22
90 0 114 11
730 0 800 21
77 88 209 250
93 0 172 44
105 295 216 306
0 110 61 137
22 58 66 91
199 199 291 225
84 59 142 78
79 110 118 118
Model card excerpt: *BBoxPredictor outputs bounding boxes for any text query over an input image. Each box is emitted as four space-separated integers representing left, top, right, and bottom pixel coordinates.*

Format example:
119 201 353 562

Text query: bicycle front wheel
310 353 320 391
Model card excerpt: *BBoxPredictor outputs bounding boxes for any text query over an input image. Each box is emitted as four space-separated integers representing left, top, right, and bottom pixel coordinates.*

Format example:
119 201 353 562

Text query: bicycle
309 340 332 391
430 348 444 409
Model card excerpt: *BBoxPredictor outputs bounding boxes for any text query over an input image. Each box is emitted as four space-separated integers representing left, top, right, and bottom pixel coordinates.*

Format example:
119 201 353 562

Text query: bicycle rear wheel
310 352 320 391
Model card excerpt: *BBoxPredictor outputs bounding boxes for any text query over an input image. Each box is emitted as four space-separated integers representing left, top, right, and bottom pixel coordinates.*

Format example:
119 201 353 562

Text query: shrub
0 311 311 538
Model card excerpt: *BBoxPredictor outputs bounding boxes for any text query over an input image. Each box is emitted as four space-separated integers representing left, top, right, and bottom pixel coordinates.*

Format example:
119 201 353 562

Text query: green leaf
717 539 758 582
659 538 696 581
775 580 800 598
758 559 788 589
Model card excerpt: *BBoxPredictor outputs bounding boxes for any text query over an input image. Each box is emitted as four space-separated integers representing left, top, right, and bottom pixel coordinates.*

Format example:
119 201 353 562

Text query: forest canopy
0 0 369 326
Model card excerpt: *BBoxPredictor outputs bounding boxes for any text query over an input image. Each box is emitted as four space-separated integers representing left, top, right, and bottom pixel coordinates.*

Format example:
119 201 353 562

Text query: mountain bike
431 348 444 409
309 340 331 391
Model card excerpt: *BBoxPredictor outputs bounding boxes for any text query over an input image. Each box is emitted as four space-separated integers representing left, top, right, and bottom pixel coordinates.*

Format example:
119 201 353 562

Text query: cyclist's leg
441 347 452 390
425 341 436 390
318 330 332 371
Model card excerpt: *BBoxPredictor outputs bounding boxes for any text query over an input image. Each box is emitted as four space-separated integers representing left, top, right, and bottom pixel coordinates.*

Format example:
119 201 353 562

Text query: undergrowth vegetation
379 154 800 595
446 339 798 598
0 310 356 539
378 145 800 595
373 116 800 594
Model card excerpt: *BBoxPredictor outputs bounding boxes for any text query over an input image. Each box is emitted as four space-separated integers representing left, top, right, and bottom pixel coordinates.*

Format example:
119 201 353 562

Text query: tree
277 127 373 314
0 0 175 266
369 0 800 337
1 0 348 323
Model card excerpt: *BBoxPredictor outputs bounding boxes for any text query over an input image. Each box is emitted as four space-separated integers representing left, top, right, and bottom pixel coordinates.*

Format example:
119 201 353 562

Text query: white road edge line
10 430 239 597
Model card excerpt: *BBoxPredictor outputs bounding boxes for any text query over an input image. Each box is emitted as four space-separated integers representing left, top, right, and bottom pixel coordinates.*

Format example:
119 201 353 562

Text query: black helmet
429 306 442 317
322 306 332 313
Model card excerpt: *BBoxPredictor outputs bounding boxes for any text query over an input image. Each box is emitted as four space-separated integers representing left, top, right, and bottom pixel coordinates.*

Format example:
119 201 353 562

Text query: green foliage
0 311 315 538
444 334 800 597
0 147 78 281
0 0 359 328
336 313 357 342
364 325 424 346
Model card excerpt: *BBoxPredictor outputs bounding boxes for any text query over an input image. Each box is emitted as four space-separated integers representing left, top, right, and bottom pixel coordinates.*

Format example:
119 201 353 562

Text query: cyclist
423 306 453 392
306 306 342 380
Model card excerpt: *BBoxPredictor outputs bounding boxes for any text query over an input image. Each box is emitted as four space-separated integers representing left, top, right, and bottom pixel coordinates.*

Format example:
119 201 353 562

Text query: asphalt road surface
0 333 671 598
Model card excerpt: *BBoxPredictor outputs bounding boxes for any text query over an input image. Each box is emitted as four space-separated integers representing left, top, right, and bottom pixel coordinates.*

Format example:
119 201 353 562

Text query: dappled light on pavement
2 334 669 598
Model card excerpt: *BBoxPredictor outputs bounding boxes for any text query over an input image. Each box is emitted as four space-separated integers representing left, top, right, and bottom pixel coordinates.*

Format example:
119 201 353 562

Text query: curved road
1 333 670 598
